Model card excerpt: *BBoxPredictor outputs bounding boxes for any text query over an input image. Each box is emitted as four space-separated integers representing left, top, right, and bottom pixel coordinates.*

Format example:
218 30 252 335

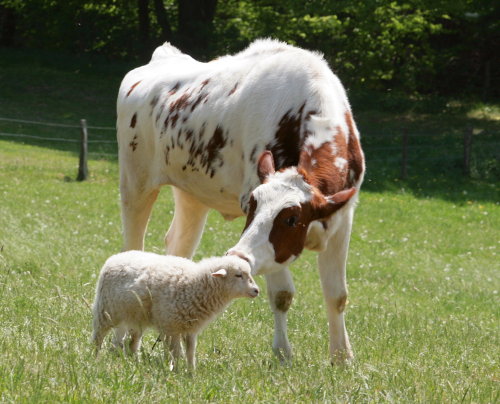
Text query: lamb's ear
212 268 227 278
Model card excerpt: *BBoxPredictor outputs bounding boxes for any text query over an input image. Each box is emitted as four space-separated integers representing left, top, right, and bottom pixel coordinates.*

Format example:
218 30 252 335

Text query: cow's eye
285 215 299 227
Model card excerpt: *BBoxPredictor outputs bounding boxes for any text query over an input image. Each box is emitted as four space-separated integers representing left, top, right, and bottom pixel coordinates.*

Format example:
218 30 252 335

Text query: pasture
0 50 498 402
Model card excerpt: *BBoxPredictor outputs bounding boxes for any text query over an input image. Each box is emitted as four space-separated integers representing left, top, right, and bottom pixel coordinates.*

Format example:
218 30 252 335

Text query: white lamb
92 250 259 369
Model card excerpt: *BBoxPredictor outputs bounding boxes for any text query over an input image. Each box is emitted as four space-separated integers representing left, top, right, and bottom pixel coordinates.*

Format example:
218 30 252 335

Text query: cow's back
117 40 354 218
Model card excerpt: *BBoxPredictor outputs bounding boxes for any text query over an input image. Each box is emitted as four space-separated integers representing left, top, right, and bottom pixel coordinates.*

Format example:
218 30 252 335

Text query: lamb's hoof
273 346 293 366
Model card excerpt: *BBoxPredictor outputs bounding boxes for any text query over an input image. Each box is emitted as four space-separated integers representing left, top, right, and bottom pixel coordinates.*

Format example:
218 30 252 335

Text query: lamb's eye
285 215 298 227
235 273 243 278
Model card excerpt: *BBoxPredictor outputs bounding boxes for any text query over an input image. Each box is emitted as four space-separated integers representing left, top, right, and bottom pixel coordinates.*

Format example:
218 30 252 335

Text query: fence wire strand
0 116 115 131
0 131 116 144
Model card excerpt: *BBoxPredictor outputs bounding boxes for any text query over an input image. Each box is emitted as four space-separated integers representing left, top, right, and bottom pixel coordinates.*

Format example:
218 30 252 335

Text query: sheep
92 250 259 369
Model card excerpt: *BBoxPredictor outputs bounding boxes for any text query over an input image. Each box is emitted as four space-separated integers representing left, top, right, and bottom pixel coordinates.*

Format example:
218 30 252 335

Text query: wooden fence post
400 129 408 180
463 126 473 176
77 119 88 181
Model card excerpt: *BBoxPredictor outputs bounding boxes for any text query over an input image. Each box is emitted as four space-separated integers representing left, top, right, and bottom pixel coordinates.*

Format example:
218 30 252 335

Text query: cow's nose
226 249 251 264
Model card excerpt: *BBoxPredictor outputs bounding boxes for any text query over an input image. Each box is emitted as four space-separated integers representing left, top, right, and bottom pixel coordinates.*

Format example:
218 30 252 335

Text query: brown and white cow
117 39 365 363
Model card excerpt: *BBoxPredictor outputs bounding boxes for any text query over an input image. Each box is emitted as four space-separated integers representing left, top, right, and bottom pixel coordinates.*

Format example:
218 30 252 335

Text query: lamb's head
211 256 259 298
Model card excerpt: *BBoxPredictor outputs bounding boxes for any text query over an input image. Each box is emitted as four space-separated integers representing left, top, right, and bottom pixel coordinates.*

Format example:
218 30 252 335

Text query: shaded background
1 0 498 98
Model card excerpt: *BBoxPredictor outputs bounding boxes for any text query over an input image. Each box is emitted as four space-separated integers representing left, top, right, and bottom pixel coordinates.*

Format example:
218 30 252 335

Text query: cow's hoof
330 349 354 366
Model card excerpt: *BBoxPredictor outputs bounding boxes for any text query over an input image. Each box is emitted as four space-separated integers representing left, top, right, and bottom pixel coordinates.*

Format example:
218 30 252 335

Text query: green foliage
1 0 497 96
213 0 498 96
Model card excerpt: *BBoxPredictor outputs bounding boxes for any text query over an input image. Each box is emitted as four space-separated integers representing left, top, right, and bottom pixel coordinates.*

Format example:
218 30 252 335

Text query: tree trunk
152 0 172 42
177 0 217 59
138 0 151 58
0 5 17 47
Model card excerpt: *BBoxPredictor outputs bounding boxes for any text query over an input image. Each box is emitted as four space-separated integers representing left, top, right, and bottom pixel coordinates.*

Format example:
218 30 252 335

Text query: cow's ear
313 188 356 220
257 150 275 183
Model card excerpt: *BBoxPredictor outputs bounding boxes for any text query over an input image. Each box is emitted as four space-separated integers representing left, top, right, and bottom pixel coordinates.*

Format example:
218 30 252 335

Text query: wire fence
0 131 116 144
0 117 115 131
1 115 498 180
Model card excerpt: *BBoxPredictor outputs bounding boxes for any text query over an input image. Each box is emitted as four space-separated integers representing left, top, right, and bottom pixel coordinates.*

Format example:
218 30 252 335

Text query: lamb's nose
249 287 259 298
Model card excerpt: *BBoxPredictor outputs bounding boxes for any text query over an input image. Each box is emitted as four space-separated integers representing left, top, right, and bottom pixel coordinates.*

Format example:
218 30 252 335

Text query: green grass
0 49 499 402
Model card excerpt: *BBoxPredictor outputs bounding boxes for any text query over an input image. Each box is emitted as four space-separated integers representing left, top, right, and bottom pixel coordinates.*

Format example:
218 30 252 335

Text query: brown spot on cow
156 103 165 125
164 146 172 164
336 295 348 312
126 81 142 97
200 79 210 91
163 116 170 131
228 82 238 96
201 125 227 175
129 135 138 151
271 103 306 169
275 291 293 312
243 195 257 229
168 82 181 95
269 204 309 263
299 141 345 196
185 129 194 142
297 109 366 198
170 92 191 112
191 92 208 112
170 113 180 129
345 111 364 186
150 95 160 109
249 145 259 164
305 110 317 121
130 113 137 128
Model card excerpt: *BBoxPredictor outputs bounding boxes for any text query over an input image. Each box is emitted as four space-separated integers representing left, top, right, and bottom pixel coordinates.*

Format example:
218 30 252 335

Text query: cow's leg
120 175 159 251
318 210 354 363
265 268 295 362
165 187 209 258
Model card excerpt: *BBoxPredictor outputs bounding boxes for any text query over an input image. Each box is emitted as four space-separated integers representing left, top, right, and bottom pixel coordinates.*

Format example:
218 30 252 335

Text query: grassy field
0 49 499 402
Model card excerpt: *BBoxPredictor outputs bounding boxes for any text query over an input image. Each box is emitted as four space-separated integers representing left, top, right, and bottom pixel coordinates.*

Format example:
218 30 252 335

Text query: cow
116 39 365 363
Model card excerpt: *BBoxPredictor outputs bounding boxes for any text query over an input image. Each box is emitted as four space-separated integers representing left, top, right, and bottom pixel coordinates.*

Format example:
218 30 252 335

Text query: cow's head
227 151 356 275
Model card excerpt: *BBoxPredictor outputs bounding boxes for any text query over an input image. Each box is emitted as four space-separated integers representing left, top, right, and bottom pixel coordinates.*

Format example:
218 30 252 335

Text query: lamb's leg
92 323 111 354
165 334 183 370
265 268 295 362
112 324 127 351
184 333 198 370
128 328 143 354
165 187 209 258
